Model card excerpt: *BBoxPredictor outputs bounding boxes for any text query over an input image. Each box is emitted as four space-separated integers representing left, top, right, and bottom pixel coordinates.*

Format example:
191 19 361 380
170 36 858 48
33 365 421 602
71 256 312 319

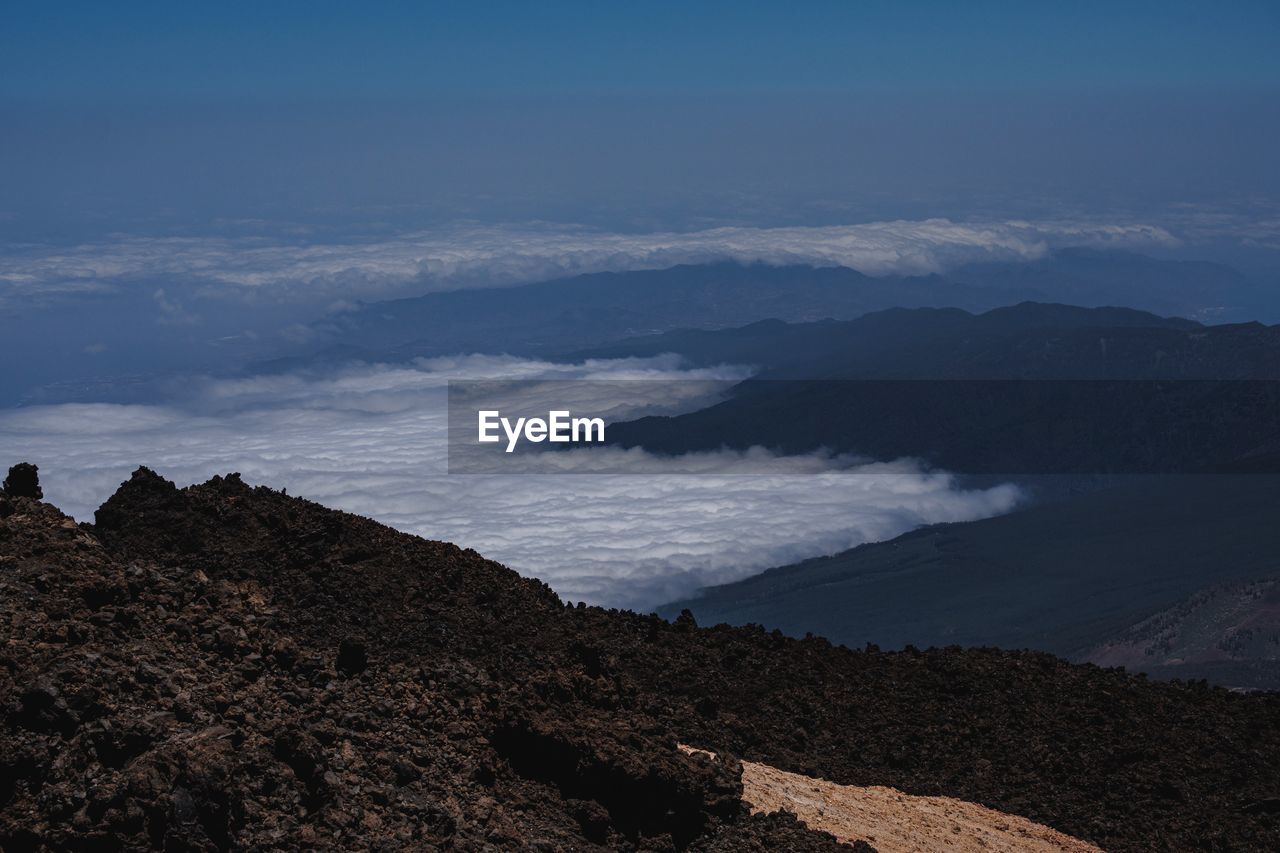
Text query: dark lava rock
2 462 42 499
336 638 369 677
12 681 79 737
3 466 1280 851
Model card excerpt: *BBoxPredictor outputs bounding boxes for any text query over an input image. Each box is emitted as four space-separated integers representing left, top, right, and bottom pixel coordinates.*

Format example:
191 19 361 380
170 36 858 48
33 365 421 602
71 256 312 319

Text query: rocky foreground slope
3 465 1280 850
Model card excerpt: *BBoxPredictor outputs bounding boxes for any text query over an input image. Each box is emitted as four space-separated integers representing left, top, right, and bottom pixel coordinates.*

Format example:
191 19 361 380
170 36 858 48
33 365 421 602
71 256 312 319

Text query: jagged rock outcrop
3 465 1280 850
2 462 41 500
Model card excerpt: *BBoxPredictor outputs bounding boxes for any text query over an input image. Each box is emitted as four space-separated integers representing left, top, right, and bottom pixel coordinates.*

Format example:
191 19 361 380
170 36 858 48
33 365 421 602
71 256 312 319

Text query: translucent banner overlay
447 379 1280 475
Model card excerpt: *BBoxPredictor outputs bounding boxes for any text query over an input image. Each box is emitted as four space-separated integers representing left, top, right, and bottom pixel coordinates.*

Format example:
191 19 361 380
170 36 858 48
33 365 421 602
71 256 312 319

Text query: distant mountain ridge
251 249 1264 373
950 248 1259 322
578 300 1280 379
254 262 1024 371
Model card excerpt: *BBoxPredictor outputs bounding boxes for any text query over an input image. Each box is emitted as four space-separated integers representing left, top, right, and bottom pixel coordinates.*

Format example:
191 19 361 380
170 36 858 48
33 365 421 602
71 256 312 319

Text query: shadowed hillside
660 475 1280 688
3 465 1280 849
603 304 1280 474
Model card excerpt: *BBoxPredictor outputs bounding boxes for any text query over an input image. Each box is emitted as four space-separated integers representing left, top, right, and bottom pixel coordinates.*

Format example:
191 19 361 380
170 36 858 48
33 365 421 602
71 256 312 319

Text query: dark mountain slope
1082 576 1280 690
659 475 1280 674
602 305 1280 474
578 301 1279 380
4 467 1280 849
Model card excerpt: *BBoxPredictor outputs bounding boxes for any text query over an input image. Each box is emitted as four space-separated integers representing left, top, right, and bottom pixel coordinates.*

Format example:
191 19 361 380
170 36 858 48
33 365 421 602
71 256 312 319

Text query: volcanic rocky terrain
3 463 1280 850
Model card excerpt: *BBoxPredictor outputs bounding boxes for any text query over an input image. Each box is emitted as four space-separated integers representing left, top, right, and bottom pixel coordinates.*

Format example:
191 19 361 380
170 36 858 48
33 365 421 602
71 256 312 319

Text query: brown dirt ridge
681 746 1099 853
3 463 1280 850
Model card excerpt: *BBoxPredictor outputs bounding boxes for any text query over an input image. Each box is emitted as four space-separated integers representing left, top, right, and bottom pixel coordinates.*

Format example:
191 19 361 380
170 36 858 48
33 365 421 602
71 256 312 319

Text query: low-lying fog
0 354 1020 609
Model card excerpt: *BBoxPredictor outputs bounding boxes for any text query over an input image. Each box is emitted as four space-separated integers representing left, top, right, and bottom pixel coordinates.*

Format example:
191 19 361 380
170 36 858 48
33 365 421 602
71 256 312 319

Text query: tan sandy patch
680 745 1101 853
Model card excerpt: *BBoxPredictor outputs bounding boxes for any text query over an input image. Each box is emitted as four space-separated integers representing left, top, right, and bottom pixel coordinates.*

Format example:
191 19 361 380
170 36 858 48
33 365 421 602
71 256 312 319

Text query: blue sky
4 1 1278 100
1 3 1277 249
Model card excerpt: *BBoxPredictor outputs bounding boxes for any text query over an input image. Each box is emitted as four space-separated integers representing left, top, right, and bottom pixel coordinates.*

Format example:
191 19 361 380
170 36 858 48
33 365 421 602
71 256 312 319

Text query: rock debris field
3 464 1279 850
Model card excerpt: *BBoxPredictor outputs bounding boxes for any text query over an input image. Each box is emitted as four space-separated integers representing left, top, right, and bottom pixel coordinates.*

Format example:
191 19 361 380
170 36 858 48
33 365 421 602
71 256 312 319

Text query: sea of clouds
0 354 1021 608
0 218 1178 305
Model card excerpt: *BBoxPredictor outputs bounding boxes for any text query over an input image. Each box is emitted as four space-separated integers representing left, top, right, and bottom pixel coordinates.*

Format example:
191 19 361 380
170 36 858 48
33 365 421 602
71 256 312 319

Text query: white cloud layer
0 355 1020 609
0 219 1178 303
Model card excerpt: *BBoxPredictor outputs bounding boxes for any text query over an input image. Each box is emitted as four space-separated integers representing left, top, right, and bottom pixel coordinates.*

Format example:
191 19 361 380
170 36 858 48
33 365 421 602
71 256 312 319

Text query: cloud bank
0 355 1020 608
0 219 1178 304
